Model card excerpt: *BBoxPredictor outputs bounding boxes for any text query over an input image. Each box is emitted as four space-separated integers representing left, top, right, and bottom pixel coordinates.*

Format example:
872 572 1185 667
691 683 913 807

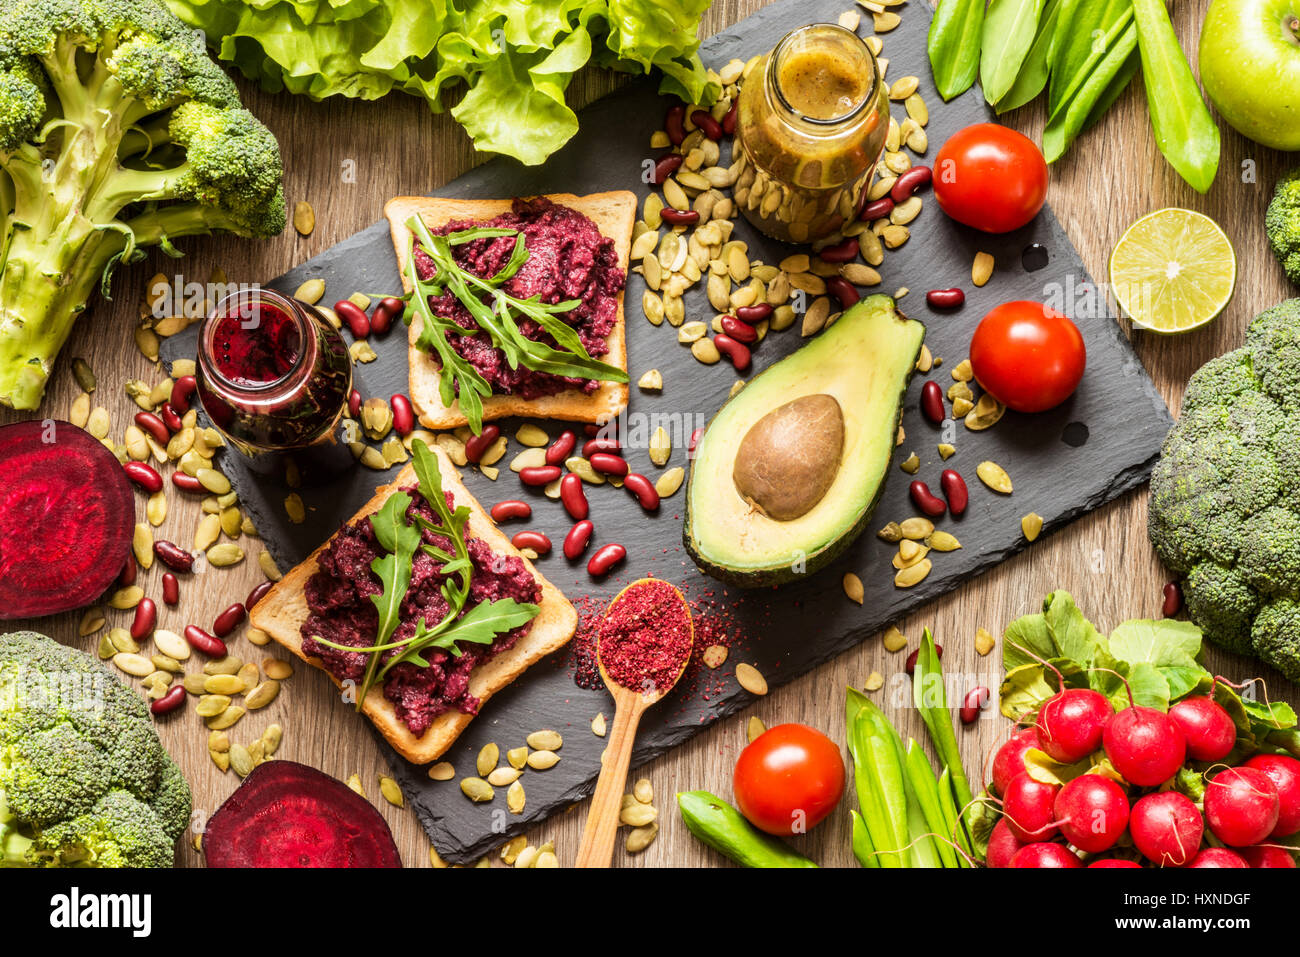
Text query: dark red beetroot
1035 688 1112 763
991 728 1040 795
985 818 1023 868
204 761 401 868
1243 754 1300 837
0 420 134 619
1168 696 1236 762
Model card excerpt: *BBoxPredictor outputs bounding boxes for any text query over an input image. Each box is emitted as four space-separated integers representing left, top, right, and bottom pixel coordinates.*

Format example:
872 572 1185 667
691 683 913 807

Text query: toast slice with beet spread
384 192 635 430
248 445 578 765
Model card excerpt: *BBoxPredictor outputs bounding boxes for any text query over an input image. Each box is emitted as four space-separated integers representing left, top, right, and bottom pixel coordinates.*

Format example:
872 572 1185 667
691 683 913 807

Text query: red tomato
933 123 1049 233
969 301 1086 413
733 723 845 836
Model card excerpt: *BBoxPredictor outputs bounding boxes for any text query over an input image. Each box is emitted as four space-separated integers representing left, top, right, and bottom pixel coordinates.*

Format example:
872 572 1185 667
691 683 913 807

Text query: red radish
1035 688 1112 763
1054 774 1129 853
1009 843 1081 868
1088 858 1142 868
986 818 1023 868
1168 696 1235 762
1243 754 1300 837
1002 772 1060 843
992 728 1039 795
1102 705 1186 787
1204 766 1280 847
1129 791 1203 867
0 420 134 619
1188 847 1248 868
203 761 400 867
1241 844 1297 868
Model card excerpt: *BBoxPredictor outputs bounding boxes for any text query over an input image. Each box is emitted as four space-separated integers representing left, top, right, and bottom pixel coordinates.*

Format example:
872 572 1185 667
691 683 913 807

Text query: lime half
1108 208 1236 334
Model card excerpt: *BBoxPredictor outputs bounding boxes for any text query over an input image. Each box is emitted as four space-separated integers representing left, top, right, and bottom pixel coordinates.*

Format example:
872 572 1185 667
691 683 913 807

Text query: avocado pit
732 393 845 520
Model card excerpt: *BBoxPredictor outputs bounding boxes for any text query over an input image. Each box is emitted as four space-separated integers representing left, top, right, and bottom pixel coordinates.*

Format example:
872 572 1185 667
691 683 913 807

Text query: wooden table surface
5 0 1296 868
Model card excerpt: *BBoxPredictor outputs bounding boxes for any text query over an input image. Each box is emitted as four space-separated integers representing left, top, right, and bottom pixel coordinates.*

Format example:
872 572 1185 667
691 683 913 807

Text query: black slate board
164 0 1172 863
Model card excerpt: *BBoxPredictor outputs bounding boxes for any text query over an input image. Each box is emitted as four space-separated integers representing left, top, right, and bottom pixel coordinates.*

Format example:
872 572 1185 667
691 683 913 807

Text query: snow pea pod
676 791 818 868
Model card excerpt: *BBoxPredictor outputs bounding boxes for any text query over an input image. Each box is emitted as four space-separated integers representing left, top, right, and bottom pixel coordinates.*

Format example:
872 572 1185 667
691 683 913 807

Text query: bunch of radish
985 688 1300 868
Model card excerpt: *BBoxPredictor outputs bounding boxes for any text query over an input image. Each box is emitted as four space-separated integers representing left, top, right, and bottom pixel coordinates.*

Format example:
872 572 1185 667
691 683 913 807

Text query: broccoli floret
1150 300 1300 680
1267 169 1300 287
0 0 284 410
0 630 191 868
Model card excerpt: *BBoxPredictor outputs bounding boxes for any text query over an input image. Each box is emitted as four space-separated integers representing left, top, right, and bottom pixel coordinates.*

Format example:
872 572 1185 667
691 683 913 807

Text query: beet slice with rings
0 419 134 619
203 761 402 867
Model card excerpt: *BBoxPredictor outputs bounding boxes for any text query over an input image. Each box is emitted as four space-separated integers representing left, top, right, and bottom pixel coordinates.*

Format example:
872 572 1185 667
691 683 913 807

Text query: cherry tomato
733 723 845 836
969 301 1086 413
933 123 1048 234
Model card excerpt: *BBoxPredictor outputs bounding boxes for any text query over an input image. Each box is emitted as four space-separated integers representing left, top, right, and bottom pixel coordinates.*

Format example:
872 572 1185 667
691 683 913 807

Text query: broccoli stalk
0 0 285 409
1267 169 1300 288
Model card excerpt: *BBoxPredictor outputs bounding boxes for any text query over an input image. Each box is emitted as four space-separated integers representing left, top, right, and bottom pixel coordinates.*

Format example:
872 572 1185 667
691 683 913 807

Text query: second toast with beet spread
248 444 579 764
385 192 635 430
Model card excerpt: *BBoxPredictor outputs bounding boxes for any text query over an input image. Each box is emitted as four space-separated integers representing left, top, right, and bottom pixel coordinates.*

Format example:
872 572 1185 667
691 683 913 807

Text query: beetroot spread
301 487 541 735
413 197 623 399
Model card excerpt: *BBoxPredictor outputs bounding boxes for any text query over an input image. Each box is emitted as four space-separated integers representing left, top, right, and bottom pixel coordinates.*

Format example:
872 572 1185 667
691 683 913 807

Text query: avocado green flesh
683 295 926 587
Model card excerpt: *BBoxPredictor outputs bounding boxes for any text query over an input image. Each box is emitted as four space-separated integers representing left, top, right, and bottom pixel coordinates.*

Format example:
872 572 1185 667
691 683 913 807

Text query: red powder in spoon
598 578 693 695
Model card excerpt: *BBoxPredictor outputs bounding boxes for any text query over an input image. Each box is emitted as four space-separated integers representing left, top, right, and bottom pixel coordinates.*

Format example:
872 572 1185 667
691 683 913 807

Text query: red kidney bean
890 165 933 204
464 424 500 463
921 381 945 424
826 276 860 310
623 473 660 511
519 465 562 486
545 429 577 466
905 643 942 675
159 402 183 434
961 686 990 725
689 426 705 458
909 480 947 518
212 602 247 638
184 624 227 658
560 473 589 521
134 411 169 445
926 288 966 310
130 598 157 641
665 104 686 145
153 540 195 572
941 469 969 516
511 531 552 556
582 437 620 458
817 237 860 263
370 297 404 335
734 303 772 324
588 452 629 477
246 580 273 611
171 472 203 492
390 394 415 437
691 109 724 140
119 554 137 587
587 543 626 577
861 197 895 221
170 375 197 414
722 99 739 136
490 500 532 523
124 461 163 494
150 684 186 716
720 315 758 343
162 573 180 606
1162 581 1183 618
714 334 752 372
348 389 363 418
564 520 595 560
652 153 683 185
335 300 370 339
660 208 700 227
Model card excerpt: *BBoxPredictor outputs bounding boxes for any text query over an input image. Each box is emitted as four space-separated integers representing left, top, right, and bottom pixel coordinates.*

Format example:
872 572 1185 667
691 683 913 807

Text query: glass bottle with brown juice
733 23 889 244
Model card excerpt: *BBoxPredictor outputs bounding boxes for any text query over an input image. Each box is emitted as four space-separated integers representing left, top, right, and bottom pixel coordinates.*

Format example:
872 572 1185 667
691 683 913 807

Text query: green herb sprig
403 215 628 434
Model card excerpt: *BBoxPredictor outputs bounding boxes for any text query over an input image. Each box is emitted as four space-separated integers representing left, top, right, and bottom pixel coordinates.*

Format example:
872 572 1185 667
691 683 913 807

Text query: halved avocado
683 295 925 587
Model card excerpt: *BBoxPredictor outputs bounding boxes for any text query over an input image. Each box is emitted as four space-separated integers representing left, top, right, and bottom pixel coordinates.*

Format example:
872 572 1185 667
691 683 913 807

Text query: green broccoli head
0 631 191 868
1150 299 1300 680
1267 168 1300 287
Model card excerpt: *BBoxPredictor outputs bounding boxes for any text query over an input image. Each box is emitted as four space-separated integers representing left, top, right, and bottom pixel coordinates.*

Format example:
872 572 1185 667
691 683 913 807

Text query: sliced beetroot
0 420 134 619
204 761 401 868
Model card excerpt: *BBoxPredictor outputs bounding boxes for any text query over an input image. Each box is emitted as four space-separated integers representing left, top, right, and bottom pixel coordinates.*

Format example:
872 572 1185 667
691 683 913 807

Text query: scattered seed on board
843 572 865 604
864 671 884 692
883 626 907 652
462 777 494 802
976 628 996 656
626 822 659 853
747 716 766 743
346 773 366 797
976 460 1013 494
526 730 562 751
619 802 657 827
703 644 728 669
527 750 560 771
1021 512 1044 541
591 713 607 737
379 776 404 807
507 780 526 814
293 200 315 236
972 251 995 287
488 767 522 787
736 663 768 695
633 778 653 804
477 742 499 777
428 762 455 781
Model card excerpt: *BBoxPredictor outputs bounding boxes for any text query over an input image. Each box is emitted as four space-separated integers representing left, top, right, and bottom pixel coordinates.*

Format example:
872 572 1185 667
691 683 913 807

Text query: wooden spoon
575 578 694 868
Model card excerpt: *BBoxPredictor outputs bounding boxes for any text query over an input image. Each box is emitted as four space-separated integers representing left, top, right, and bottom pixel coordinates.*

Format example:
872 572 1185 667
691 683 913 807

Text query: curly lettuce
164 0 718 164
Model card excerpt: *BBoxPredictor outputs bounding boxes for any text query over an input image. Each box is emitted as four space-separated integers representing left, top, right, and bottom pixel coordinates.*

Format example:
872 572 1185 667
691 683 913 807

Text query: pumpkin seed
526 729 563 751
428 762 455 781
965 394 1006 431
649 427 672 466
633 778 654 804
894 558 932 588
619 801 657 828
78 607 105 637
507 780 526 814
882 224 910 248
203 674 243 696
972 251 995 287
96 635 115 659
210 749 230 772
677 321 707 344
182 674 207 694
107 628 137 655
195 467 230 495
346 774 366 797
877 522 904 543
477 742 500 777
262 724 283 756
259 550 282 581
927 530 962 552
747 716 767 743
461 777 494 802
380 776 405 807
151 653 182 674
526 749 560 771
801 296 831 336
692 338 721 364
207 731 230 753
112 652 153 677
889 75 919 99
591 712 607 736
70 392 91 428
894 544 930 569
638 369 663 390
196 694 232 717
487 767 522 787
71 357 96 393
976 627 997 656
108 586 143 609
626 822 659 853
655 467 685 498
900 517 934 539
247 627 271 646
864 671 885 691
207 543 245 567
882 626 907 651
507 746 528 770
293 200 315 235
702 644 728 669
952 396 975 418
204 655 243 676
843 572 865 604
515 424 549 447
938 443 956 460
899 452 920 474
736 663 768 695
245 680 280 710
510 447 546 472
951 358 973 381
230 744 254 777
263 658 293 680
976 460 1013 494
1022 512 1044 542
294 278 325 305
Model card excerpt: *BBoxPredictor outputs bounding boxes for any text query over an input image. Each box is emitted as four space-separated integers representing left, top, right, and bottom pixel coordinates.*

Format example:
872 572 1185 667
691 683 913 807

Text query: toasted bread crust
248 447 578 764
385 192 635 429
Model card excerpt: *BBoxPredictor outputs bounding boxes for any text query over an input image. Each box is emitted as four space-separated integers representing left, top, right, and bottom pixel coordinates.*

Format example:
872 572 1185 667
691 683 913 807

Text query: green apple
1200 0 1300 151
